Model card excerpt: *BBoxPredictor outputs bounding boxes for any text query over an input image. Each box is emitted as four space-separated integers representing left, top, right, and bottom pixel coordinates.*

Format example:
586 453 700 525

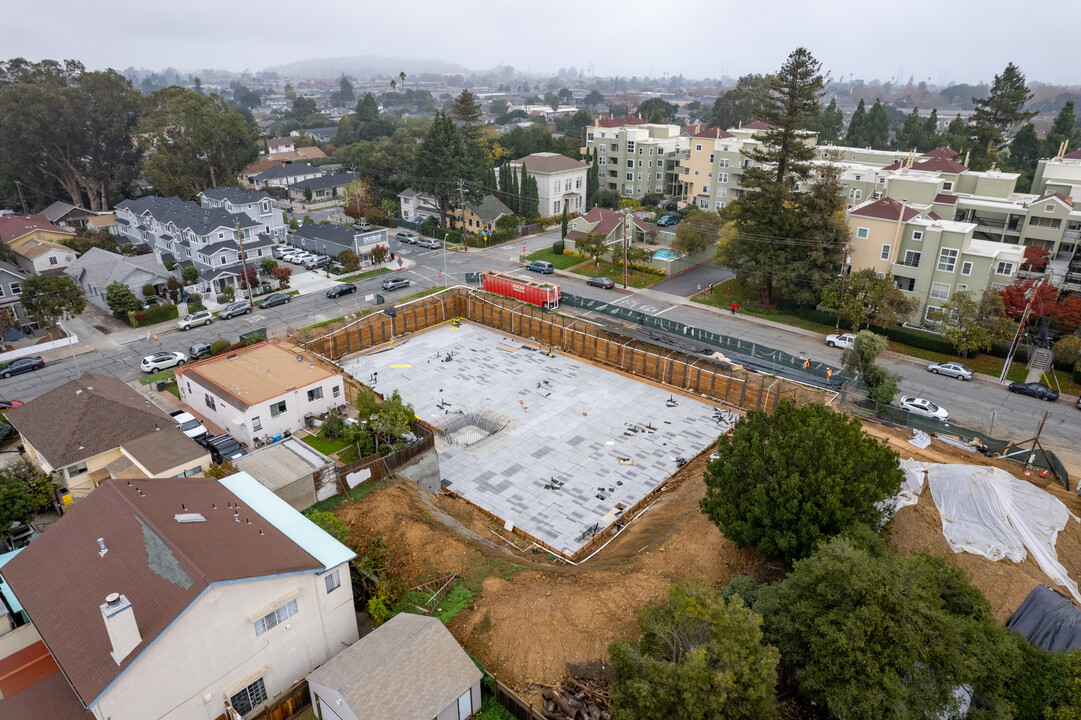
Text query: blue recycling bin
272 433 282 443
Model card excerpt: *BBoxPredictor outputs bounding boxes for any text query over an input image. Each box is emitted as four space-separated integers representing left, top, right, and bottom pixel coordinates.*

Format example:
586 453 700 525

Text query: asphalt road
4 235 1079 472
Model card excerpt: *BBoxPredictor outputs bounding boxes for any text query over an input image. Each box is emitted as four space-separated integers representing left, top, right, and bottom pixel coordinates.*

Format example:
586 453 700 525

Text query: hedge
552 240 565 255
128 303 179 328
1074 362 1081 384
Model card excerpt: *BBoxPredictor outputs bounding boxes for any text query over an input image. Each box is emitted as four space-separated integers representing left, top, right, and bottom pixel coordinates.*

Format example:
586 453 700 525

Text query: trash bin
156 380 166 392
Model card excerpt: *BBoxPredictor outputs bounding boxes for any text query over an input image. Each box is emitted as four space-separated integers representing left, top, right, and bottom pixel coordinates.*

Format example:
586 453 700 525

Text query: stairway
1025 347 1054 383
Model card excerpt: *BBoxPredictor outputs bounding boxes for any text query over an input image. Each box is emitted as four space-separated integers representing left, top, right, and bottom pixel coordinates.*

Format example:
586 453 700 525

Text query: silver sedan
927 361 974 381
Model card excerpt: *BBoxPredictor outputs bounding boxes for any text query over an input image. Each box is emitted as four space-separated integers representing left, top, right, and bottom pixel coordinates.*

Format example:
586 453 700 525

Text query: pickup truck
169 409 208 441
201 433 248 464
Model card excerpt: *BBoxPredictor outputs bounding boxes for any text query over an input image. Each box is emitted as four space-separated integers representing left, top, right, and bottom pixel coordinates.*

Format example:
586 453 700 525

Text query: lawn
571 259 665 288
338 267 392 283
138 368 176 385
305 479 387 514
300 430 351 456
526 247 584 270
399 287 444 302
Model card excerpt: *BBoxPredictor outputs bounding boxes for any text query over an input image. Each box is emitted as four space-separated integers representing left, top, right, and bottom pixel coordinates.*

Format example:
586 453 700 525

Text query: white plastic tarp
926 463 1081 604
879 458 927 514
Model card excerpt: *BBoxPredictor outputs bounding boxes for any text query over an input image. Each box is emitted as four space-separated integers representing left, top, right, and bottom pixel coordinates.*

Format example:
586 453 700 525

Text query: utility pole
834 245 851 329
458 178 466 239
14 181 27 216
1000 276 1044 383
622 209 631 289
234 219 255 304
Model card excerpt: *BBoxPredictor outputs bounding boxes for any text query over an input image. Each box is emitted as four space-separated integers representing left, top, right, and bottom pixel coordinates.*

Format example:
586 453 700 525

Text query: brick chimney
100 593 142 664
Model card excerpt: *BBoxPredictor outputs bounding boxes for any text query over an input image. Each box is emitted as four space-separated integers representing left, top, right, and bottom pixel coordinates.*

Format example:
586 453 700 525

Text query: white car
899 396 949 421
176 311 213 330
141 351 187 373
825 332 856 350
170 410 207 440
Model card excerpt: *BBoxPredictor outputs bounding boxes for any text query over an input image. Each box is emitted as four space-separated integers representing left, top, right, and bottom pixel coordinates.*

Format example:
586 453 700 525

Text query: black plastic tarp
1006 584 1081 651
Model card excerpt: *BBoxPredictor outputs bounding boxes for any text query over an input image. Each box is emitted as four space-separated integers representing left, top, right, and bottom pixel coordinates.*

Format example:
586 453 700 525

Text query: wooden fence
213 681 309 720
335 421 435 486
494 679 546 720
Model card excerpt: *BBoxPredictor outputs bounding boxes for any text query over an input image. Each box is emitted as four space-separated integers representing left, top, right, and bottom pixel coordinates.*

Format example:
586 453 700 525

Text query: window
325 570 341 593
1045 204 1055 213
942 181 953 191
856 227 870 239
854 174 862 181
9 283 20 296
702 185 710 194
718 173 728 183
626 159 634 168
598 157 606 165
254 598 298 637
176 466 201 478
626 173 633 181
205 394 216 411
902 250 921 267
229 678 268 716
1029 216 1061 229
252 416 262 431
961 261 973 276
719 158 729 168
598 143 606 152
66 461 89 478
638 147 643 155
894 276 916 291
699 198 709 209
956 284 968 292
708 154 714 163
853 189 862 200
49 256 58 266
912 231 923 241
937 248 958 272
996 261 1014 276
269 400 286 417
695 144 702 151
637 160 642 167
930 282 950 300
626 140 635 153
874 191 883 199
880 244 891 260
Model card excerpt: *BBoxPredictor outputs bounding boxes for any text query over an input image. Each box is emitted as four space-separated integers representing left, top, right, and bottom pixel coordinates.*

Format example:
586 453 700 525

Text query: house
0 213 77 248
452 195 513 234
175 342 345 447
307 612 482 720
267 146 328 163
197 187 287 240
264 136 295 154
846 197 1024 325
565 207 650 251
241 158 285 185
0 260 30 330
251 163 324 190
398 189 442 223
304 127 340 144
585 120 689 199
8 237 78 275
65 248 173 312
85 212 118 234
0 471 358 720
505 152 589 216
233 437 336 511
41 201 96 231
4 373 210 499
288 172 358 203
290 222 389 264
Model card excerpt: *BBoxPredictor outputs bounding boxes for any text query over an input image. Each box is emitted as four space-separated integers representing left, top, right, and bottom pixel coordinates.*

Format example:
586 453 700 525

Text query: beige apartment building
585 117 689 199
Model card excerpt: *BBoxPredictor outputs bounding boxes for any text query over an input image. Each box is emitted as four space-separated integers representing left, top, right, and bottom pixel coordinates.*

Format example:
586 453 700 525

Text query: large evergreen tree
920 108 941 151
894 107 923 150
586 150 599 208
1046 100 1080 155
413 112 475 227
844 98 868 147
865 99 891 149
507 161 520 214
709 74 772 130
970 62 1037 168
808 97 844 143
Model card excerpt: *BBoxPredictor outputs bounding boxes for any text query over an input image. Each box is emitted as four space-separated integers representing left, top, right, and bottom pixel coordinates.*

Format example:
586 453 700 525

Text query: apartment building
585 117 688 199
196 188 286 240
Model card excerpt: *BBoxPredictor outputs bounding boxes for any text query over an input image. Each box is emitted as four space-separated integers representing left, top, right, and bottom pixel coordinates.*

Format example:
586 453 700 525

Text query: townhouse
196 187 287 240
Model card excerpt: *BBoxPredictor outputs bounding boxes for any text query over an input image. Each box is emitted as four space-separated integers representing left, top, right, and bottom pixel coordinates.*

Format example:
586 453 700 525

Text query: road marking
653 305 677 316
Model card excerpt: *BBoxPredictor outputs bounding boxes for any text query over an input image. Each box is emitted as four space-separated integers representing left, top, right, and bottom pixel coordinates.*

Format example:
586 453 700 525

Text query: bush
321 410 347 439
1074 362 1081 385
878 324 955 355
209 340 232 356
303 509 350 545
721 576 759 607
127 303 179 328
142 283 155 297
496 214 520 230
1052 334 1081 369
641 193 663 207
489 229 513 244
418 217 440 237
186 292 204 311
552 240 565 255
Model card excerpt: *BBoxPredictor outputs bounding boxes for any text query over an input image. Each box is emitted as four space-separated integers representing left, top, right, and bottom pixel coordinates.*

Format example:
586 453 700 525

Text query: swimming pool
652 248 681 260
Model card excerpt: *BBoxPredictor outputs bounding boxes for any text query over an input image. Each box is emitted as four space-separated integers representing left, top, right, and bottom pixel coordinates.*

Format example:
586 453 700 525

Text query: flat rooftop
344 323 732 557
178 342 336 408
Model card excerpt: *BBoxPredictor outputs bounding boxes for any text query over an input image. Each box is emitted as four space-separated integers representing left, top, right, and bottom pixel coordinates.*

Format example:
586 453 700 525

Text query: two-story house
505 153 589 216
452 195 514 234
564 207 650 252
176 342 345 447
287 172 358 204
196 188 286 240
398 189 442 223
0 471 358 720
264 136 295 154
251 163 325 190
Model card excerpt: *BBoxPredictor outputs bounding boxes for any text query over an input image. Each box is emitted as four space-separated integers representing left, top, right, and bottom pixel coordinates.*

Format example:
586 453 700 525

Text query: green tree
969 62 1037 168
20 275 85 327
413 112 476 226
636 98 677 124
291 95 317 118
940 287 1015 357
841 330 900 404
182 265 199 285
338 74 355 103
920 108 941 151
821 268 918 330
894 107 924 150
518 163 539 217
0 472 40 536
370 390 414 449
609 580 779 720
865 99 891 149
583 89 604 108
757 533 1019 720
560 203 568 239
270 264 292 289
140 87 259 199
450 89 483 156
260 257 277 276
204 460 238 479
776 163 847 306
807 97 844 143
673 212 722 255
1045 652 1081 720
709 74 772 130
355 385 379 422
700 402 903 566
845 99 869 147
304 509 350 545
338 249 359 272
945 113 969 151
573 232 607 264
586 151 599 208
1009 124 1042 174
1046 100 1081 155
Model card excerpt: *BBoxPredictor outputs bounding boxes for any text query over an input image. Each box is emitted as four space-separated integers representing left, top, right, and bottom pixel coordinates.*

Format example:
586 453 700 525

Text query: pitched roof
693 127 734 140
242 158 284 177
1034 192 1074 207
64 248 170 294
911 156 968 173
0 475 326 706
5 372 180 469
934 193 959 204
922 146 959 159
265 136 294 147
120 426 208 475
13 237 75 261
198 187 271 206
85 213 117 230
510 152 587 174
253 163 322 181
743 120 777 130
291 172 358 193
465 195 513 223
578 207 649 235
849 197 920 223
1063 149 1081 160
0 661 93 720
41 201 93 224
595 115 647 128
307 613 481 719
0 214 76 243
269 147 329 162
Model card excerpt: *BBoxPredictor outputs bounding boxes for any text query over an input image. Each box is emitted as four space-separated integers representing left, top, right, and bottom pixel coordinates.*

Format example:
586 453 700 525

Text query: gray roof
198 187 272 206
64 247 171 289
307 613 481 719
292 222 360 246
253 163 322 182
0 260 28 280
466 195 513 223
115 197 260 237
234 438 332 493
41 200 90 223
292 172 357 193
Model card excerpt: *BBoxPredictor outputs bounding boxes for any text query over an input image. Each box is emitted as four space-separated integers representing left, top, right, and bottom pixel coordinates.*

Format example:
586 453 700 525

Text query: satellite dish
296 354 303 362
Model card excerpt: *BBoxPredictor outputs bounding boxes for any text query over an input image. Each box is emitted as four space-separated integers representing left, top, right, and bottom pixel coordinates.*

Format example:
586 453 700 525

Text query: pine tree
497 163 509 206
920 109 940 151
866 99 890 149
586 150 599 208
508 163 520 214
894 107 922 150
1046 100 1080 155
561 203 568 238
845 99 868 147
810 98 844 144
970 62 1036 167
945 114 969 152
413 112 474 227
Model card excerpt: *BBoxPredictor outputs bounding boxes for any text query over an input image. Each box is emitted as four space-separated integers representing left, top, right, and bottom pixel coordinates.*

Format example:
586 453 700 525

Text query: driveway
650 263 733 298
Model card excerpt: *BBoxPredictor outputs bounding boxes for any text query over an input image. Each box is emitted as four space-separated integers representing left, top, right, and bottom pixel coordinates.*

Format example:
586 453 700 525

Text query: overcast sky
7 0 1080 86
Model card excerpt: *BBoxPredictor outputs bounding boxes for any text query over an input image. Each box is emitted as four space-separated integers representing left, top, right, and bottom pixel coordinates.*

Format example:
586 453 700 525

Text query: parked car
396 231 419 244
656 214 679 227
303 256 330 270
279 249 302 262
272 245 289 259
218 300 253 319
188 342 213 360
0 400 24 410
355 219 372 231
169 409 207 441
381 276 411 291
824 332 856 350
258 292 291 308
327 282 357 299
201 433 248 464
177 310 213 330
587 276 615 289
899 396 949 420
0 357 44 379
927 361 974 381
141 351 187 373
417 238 440 249
1008 382 1060 401
526 260 554 274
290 253 315 265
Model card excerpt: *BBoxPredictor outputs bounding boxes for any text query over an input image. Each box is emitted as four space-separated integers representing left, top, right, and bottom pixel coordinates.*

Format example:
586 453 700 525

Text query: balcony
894 259 920 268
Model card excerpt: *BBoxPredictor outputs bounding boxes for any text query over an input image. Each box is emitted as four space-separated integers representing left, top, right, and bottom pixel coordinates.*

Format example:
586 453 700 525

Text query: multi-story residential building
250 162 324 190
398 189 442 223
1032 148 1081 199
505 152 589 216
675 127 753 211
585 118 688 199
197 188 286 240
114 197 275 295
846 197 1024 325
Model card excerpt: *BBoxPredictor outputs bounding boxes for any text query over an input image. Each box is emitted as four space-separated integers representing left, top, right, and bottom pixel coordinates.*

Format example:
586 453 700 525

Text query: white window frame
229 678 268 716
960 261 973 276
269 400 286 417
325 570 341 593
912 231 923 241
253 598 298 637
930 282 950 301
880 244 891 261
937 248 958 272
856 227 870 239
995 261 1014 276
942 181 953 191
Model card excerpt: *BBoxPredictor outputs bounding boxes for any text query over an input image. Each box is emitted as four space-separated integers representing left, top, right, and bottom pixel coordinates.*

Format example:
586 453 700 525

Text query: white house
398 189 442 223
9 237 78 275
264 136 295 154
0 472 358 720
175 342 345 447
505 152 589 217
64 248 174 313
197 188 287 241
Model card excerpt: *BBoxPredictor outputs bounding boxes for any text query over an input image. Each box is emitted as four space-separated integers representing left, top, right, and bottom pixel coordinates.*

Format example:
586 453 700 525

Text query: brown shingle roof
693 127 734 140
0 666 93 720
120 426 209 475
850 197 920 222
510 152 587 174
595 115 647 128
934 193 959 204
578 207 650 235
0 477 322 706
911 157 968 174
12 237 74 260
743 120 777 130
1064 149 1081 160
5 373 183 470
0 214 76 243
922 146 959 159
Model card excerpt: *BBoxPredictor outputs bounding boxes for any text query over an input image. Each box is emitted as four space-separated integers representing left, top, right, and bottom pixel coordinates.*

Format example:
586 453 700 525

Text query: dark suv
189 342 213 360
201 434 248 464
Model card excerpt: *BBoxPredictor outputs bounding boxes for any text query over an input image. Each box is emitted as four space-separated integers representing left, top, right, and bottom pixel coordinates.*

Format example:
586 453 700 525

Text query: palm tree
399 71 406 93
390 79 397 93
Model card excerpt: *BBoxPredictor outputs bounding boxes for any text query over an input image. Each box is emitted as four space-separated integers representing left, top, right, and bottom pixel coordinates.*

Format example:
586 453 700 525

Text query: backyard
571 259 665 289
